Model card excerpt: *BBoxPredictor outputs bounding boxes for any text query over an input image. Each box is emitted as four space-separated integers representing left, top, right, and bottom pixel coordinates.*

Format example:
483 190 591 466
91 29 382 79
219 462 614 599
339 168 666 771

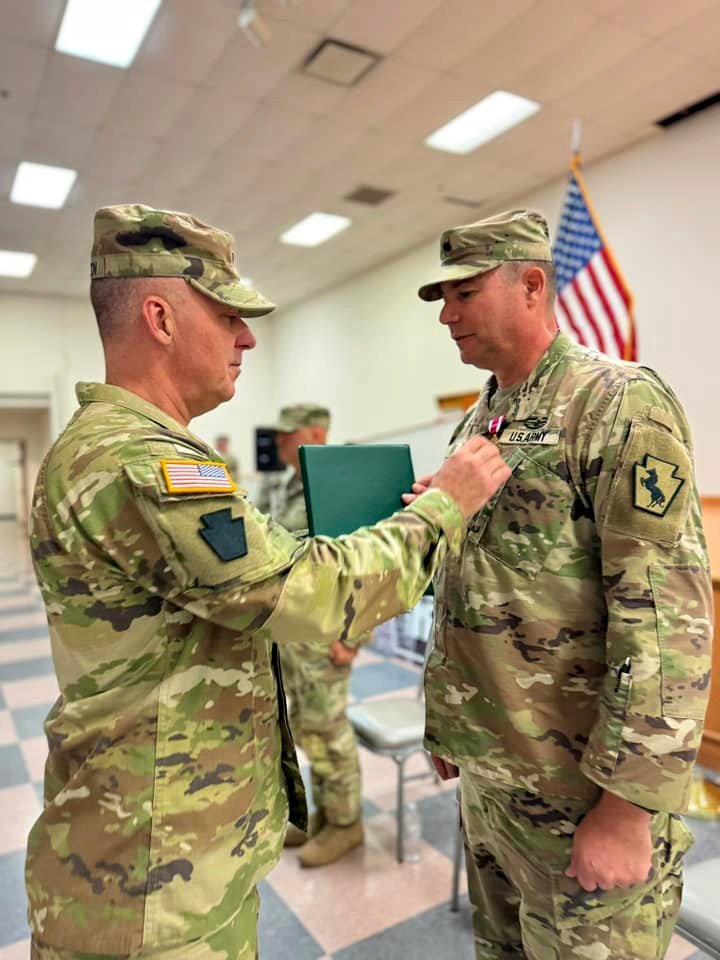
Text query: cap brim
188 277 276 317
417 261 500 301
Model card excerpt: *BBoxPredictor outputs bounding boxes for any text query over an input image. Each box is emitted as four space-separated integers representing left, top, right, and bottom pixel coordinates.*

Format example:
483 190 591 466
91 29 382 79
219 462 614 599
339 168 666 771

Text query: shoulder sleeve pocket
124 459 299 589
601 418 692 546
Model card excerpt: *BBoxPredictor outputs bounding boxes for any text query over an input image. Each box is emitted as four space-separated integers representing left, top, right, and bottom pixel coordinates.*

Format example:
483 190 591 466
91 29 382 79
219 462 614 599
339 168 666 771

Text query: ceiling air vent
344 185 395 206
300 38 381 87
657 90 719 128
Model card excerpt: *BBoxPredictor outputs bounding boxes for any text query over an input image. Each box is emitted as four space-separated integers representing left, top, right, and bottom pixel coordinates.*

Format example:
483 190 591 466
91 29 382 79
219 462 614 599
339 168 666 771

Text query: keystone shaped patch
633 455 684 517
199 509 248 562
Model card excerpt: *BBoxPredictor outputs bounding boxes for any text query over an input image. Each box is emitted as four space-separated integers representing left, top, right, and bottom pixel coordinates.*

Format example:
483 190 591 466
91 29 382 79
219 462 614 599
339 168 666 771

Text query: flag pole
571 119 582 172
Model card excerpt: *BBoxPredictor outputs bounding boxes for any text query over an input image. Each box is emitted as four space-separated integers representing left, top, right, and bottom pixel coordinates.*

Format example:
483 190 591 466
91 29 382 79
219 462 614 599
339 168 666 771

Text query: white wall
268 105 720 493
0 293 276 477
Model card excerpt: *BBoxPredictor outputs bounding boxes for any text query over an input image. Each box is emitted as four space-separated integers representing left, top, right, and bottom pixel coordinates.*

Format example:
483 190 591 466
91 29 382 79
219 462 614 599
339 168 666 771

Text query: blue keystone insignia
199 509 248 561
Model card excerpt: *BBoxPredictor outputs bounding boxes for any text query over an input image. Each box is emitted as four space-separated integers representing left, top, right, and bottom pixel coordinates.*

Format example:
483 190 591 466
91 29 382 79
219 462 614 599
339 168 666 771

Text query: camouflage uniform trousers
280 645 362 826
31 887 259 960
459 769 693 960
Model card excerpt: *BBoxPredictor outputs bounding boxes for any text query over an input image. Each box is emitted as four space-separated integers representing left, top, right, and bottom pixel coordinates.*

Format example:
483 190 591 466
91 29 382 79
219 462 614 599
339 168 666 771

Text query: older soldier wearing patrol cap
262 402 368 867
25 203 510 960
407 209 713 959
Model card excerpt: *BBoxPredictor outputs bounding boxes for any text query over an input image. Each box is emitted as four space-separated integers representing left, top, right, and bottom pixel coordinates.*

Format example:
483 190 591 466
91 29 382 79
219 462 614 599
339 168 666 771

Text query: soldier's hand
401 474 434 506
430 437 510 519
329 639 358 666
565 791 652 892
431 754 459 780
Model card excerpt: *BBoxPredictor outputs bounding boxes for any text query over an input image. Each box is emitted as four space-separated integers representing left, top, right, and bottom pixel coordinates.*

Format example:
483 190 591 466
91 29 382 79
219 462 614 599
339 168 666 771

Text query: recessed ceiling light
280 213 351 247
10 162 78 209
425 91 540 155
0 251 38 278
55 0 162 69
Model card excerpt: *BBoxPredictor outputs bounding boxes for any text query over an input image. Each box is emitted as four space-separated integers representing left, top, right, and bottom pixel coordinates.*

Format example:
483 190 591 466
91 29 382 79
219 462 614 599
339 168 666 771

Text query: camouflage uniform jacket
28 382 464 954
425 332 712 813
270 469 308 535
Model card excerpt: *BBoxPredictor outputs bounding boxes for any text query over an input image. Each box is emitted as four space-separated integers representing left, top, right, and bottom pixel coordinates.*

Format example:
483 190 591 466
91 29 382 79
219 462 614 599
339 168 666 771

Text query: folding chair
347 601 437 862
674 857 720 958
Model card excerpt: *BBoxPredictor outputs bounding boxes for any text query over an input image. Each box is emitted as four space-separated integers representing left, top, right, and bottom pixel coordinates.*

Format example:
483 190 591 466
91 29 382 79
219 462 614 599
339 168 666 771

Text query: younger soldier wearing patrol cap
26 203 510 960
410 209 712 959
265 403 367 867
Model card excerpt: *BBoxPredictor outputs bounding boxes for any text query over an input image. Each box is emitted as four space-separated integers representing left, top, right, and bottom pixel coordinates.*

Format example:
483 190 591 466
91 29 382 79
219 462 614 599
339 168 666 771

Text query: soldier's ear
524 266 545 306
141 294 174 346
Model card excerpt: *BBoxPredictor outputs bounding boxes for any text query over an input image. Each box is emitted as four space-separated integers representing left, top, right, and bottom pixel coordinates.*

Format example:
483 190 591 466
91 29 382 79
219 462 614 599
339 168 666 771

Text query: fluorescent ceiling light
280 213 351 247
425 91 540 155
10 162 78 210
0 251 38 279
55 0 162 68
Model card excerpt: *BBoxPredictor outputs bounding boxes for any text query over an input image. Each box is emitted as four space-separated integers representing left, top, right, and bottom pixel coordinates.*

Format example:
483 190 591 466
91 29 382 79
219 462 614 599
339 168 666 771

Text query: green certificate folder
299 444 415 539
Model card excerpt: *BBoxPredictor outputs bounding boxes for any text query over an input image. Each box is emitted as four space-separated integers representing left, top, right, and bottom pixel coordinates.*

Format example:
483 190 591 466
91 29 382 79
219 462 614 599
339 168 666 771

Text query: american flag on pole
553 158 637 361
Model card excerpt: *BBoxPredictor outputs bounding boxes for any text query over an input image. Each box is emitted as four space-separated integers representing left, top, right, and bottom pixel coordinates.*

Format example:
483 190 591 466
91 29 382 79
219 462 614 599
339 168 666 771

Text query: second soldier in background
260 404 367 866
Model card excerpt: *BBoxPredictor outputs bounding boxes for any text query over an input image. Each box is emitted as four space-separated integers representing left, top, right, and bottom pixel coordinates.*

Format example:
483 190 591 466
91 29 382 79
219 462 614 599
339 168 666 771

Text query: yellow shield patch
633 455 684 517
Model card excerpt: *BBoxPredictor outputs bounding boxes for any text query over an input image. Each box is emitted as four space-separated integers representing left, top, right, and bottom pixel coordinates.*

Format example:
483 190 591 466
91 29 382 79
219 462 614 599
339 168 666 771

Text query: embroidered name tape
500 426 560 445
161 460 236 494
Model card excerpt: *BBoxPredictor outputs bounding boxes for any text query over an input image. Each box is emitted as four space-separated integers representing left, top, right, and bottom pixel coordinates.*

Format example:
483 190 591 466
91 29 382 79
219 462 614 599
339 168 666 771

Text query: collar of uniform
75 381 191 435
482 331 573 424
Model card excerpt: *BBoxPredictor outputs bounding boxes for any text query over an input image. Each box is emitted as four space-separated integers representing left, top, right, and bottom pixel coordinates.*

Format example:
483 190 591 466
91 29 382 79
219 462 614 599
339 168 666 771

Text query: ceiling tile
0 38 49 115
80 132 159 184
203 16 320 100
103 71 196 140
608 0 719 39
34 53 125 129
0 112 30 163
553 42 692 119
656 3 720 60
265 72 348 115
330 0 445 54
512 20 648 105
22 116 96 170
216 104 313 166
0 0 65 46
161 89 257 157
453 0 599 89
257 0 352 32
379 73 495 145
287 118 365 172
134 0 239 84
325 56 438 129
593 62 719 129
395 0 533 71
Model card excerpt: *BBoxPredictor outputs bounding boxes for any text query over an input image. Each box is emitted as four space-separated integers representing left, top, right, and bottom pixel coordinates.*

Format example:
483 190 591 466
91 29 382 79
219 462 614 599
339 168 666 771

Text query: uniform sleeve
74 446 465 656
575 377 713 812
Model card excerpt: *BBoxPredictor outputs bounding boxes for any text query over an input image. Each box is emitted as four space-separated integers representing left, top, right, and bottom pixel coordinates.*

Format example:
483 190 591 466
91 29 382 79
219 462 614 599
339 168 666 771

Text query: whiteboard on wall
354 411 464 479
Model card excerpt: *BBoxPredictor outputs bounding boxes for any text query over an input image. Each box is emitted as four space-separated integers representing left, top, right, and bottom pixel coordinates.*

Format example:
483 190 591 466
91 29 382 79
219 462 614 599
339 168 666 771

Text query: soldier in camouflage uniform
26 203 510 960
412 209 713 959
267 404 367 867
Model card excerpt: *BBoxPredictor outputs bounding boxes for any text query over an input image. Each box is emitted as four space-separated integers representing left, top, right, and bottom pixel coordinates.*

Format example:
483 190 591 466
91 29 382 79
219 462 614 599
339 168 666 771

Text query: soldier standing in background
214 433 239 476
267 404 367 867
26 203 511 960
407 209 713 959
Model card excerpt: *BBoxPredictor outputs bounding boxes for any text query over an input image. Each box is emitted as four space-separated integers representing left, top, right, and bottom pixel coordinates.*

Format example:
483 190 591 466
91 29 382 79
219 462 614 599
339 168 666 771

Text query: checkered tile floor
0 519 713 959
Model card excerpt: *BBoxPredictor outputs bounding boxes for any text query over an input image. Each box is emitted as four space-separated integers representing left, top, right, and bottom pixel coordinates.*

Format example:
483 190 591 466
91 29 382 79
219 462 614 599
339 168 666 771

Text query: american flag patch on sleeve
161 460 236 494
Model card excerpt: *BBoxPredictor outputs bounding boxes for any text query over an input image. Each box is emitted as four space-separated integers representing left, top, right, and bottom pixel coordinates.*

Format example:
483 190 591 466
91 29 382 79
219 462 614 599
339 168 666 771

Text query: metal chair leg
451 788 463 911
396 755 407 862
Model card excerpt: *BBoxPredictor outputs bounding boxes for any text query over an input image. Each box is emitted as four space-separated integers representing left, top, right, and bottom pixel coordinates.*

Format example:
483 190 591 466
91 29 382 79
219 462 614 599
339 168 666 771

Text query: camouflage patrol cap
273 403 331 433
91 203 276 317
418 208 553 301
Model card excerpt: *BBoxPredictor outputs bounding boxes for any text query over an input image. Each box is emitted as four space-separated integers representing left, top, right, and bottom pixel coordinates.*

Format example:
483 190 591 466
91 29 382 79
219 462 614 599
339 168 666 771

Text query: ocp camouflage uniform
27 204 468 960
425 331 713 958
271 467 365 827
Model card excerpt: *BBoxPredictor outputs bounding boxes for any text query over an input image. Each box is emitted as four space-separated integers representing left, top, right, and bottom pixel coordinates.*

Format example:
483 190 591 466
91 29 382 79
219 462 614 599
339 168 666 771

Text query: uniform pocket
649 565 712 720
466 449 572 579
